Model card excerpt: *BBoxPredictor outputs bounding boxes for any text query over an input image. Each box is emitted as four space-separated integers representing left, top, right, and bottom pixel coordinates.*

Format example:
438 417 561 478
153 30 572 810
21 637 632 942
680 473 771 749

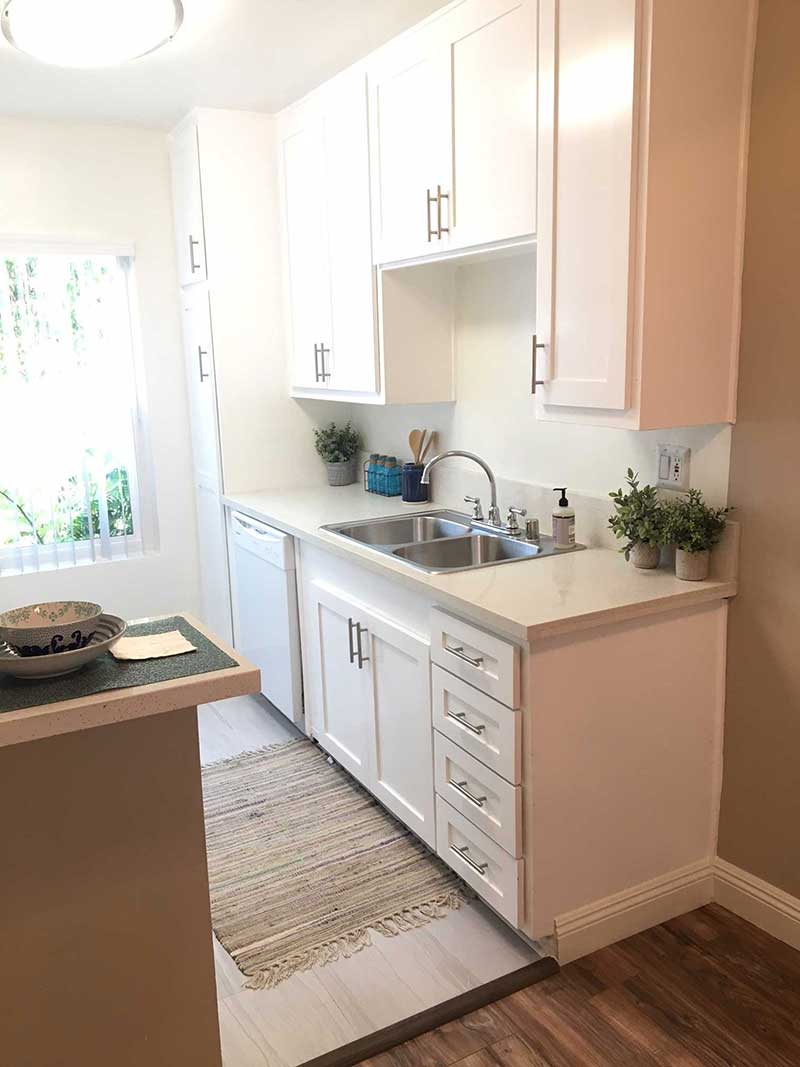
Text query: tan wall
718 0 800 896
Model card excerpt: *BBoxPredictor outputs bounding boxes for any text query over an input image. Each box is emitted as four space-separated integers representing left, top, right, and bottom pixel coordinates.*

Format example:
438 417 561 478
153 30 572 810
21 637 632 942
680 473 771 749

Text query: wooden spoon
408 429 424 465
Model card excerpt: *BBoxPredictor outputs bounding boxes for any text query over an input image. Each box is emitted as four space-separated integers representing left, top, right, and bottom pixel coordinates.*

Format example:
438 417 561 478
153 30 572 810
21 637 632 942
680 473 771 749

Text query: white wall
0 118 201 620
356 254 732 541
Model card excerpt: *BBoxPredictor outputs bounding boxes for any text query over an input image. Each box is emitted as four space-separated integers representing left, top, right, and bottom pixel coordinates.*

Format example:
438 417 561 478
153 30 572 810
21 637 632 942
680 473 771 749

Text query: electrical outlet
656 444 691 491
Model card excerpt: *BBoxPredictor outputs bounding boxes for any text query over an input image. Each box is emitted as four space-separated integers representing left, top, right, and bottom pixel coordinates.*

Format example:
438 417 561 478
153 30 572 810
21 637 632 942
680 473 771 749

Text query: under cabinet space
436 796 523 927
435 733 522 856
431 608 520 708
433 666 521 784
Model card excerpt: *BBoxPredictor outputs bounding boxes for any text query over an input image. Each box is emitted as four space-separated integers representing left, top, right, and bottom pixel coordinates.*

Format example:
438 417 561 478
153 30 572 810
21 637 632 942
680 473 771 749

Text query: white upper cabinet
278 71 378 396
368 0 537 265
170 125 208 287
535 0 757 428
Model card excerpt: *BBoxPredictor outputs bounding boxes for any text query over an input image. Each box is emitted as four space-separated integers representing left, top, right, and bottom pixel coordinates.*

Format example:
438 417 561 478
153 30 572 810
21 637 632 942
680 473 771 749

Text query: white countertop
224 485 737 643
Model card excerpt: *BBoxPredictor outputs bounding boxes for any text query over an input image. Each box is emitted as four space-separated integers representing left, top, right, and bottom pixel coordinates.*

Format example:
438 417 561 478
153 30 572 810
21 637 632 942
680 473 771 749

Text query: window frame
0 236 158 574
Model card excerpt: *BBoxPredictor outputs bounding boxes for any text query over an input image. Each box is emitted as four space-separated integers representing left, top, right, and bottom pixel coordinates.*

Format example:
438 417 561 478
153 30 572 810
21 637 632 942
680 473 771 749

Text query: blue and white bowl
0 601 104 657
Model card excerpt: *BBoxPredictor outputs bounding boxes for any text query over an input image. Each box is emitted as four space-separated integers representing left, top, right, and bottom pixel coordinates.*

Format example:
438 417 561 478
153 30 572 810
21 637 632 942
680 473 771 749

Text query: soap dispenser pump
552 488 576 549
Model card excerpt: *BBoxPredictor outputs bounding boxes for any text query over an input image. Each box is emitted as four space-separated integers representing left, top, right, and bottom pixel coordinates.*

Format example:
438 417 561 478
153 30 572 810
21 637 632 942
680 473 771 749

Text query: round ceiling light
1 0 184 68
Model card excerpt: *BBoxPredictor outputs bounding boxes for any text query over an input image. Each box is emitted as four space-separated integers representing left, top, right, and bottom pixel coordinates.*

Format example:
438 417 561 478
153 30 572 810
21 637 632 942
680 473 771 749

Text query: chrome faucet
421 450 502 527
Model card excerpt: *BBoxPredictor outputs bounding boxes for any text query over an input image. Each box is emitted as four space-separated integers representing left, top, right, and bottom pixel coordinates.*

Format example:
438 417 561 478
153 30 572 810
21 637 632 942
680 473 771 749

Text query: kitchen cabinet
534 0 756 428
368 0 537 265
181 284 221 492
278 72 377 395
305 576 436 847
278 72 454 405
195 483 233 645
170 124 207 287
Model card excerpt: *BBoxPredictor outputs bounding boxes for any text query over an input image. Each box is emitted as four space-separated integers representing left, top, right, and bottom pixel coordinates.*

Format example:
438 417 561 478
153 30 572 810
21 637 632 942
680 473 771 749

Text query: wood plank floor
356 903 800 1066
198 695 545 1067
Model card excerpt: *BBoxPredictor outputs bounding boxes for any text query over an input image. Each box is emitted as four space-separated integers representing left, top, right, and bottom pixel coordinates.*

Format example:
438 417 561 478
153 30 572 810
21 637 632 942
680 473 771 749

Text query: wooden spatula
419 429 436 463
408 429 424 464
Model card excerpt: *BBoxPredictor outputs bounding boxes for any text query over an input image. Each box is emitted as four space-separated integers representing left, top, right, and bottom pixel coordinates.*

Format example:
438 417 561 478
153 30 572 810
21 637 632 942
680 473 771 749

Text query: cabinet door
195 485 232 646
309 583 373 782
181 285 222 492
369 34 452 264
447 0 537 250
171 124 208 287
323 72 379 394
280 112 334 390
536 0 636 410
362 608 435 847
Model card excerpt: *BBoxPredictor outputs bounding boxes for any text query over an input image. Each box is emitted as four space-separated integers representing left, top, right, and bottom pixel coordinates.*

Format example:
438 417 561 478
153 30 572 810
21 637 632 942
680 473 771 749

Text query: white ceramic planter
675 548 710 581
630 543 660 569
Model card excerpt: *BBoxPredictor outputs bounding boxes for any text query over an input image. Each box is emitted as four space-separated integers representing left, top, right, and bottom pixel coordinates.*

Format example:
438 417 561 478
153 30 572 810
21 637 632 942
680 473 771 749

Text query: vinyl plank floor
199 694 543 1067
364 904 800 1067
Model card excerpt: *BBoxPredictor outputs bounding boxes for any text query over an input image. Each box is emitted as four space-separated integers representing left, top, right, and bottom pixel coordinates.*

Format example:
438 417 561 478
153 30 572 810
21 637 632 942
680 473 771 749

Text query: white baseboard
555 859 715 964
714 858 800 953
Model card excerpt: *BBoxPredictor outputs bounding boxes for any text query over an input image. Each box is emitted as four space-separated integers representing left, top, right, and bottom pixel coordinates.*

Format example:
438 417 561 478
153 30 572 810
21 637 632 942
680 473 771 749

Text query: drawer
435 733 522 856
431 608 520 708
436 796 523 927
433 665 521 784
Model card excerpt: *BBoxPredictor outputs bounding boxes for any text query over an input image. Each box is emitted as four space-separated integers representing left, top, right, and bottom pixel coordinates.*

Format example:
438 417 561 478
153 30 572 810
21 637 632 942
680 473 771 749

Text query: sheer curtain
0 250 144 575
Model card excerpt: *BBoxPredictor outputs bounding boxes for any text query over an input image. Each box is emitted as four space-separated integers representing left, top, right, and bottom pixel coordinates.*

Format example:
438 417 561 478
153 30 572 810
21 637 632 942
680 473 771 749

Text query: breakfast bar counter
0 614 259 1067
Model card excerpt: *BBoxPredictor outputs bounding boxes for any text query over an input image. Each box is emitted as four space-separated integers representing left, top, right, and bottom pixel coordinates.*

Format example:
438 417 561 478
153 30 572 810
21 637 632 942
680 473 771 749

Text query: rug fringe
237 886 472 991
201 737 304 770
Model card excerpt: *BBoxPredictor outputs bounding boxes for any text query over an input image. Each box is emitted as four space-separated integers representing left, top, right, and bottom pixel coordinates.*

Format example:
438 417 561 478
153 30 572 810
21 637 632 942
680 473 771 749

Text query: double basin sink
323 509 571 574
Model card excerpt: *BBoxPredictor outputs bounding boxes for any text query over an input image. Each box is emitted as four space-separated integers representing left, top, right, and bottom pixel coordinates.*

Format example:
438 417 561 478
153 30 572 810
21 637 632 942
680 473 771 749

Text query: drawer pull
451 779 487 808
451 843 489 875
446 644 484 668
451 710 486 736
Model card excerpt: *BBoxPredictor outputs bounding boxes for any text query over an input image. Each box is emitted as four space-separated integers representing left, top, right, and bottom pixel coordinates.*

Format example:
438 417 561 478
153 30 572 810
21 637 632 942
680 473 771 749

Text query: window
0 247 150 574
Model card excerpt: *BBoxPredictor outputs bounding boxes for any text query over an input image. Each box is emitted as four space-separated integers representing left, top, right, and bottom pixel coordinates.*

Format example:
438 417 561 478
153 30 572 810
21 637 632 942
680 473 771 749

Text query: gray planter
325 460 356 487
675 547 710 581
630 542 660 569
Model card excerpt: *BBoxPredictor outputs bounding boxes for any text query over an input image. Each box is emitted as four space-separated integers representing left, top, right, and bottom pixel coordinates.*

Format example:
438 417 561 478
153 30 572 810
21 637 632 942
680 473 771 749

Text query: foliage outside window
0 250 144 572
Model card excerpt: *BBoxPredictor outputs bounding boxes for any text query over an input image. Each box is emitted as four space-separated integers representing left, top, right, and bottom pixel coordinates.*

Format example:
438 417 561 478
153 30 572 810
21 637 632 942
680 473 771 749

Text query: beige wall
718 0 800 896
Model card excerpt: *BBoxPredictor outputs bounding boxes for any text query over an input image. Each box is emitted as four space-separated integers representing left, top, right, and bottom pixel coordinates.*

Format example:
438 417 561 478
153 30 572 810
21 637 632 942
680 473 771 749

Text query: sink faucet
421 450 502 527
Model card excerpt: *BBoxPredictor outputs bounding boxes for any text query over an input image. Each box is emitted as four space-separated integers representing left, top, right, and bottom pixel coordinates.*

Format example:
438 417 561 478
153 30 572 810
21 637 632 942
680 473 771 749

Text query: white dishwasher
230 511 303 725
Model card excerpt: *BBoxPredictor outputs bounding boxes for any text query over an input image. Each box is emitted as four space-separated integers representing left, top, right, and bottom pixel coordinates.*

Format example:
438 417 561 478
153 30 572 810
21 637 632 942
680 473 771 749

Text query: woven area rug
202 739 470 990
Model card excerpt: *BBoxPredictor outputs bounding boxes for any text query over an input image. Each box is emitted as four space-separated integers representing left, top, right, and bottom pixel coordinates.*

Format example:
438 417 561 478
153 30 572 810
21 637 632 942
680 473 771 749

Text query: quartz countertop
224 485 737 643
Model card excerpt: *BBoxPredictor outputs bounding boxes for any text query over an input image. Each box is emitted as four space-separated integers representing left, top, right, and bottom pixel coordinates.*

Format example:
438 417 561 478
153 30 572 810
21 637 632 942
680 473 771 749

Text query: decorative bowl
0 614 126 679
0 600 104 658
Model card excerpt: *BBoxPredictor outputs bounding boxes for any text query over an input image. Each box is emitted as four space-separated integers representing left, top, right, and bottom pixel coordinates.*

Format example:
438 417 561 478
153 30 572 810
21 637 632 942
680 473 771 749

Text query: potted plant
663 489 728 581
608 469 665 569
313 421 361 487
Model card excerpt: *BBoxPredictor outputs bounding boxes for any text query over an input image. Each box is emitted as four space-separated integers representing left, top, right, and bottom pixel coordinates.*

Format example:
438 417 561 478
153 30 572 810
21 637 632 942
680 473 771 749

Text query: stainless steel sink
332 514 470 546
393 534 542 569
322 508 582 574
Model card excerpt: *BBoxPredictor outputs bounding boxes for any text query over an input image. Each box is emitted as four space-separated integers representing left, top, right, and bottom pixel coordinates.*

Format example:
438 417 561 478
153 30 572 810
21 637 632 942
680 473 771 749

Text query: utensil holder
402 463 429 503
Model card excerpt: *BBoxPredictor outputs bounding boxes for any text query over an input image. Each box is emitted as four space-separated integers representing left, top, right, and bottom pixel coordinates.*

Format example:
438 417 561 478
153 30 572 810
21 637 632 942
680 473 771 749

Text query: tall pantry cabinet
169 109 280 644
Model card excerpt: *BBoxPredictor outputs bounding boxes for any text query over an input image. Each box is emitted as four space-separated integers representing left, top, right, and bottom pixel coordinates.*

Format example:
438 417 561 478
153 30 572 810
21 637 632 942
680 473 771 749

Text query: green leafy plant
662 489 728 554
608 469 666 560
313 421 361 464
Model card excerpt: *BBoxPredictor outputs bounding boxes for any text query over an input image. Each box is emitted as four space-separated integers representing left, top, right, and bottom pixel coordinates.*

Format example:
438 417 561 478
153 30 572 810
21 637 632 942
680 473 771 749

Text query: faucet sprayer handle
464 495 484 521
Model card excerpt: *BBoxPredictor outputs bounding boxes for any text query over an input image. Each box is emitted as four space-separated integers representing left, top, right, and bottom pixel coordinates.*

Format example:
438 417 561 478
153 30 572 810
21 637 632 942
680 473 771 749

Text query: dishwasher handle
231 511 295 569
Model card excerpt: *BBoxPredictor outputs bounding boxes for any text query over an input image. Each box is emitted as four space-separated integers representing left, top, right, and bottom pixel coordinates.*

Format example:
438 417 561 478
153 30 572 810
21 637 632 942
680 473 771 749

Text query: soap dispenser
552 488 576 549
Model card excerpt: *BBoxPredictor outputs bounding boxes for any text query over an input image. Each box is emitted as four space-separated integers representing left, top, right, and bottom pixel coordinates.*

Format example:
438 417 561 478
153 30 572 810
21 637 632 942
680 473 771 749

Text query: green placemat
0 616 238 715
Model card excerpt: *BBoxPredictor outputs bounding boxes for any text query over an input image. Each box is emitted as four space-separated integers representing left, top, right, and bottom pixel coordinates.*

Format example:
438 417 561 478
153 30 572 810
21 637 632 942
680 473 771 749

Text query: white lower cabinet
306 579 436 847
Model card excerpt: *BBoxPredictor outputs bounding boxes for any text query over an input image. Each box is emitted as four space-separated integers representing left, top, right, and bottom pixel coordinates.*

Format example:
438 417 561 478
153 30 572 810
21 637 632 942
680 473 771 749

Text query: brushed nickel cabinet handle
451 779 488 808
347 617 358 664
437 186 450 237
531 334 546 394
319 342 332 382
189 234 201 273
451 710 487 736
445 644 484 668
198 346 209 382
355 622 369 670
451 844 489 875
314 343 322 383
427 188 437 242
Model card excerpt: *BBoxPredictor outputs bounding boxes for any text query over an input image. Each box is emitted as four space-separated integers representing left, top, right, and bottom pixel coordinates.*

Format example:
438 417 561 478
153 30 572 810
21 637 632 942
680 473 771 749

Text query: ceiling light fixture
1 0 184 68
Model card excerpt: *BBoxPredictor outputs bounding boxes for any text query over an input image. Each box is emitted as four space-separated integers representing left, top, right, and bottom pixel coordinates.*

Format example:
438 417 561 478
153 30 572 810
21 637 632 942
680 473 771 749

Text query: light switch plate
657 444 691 491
